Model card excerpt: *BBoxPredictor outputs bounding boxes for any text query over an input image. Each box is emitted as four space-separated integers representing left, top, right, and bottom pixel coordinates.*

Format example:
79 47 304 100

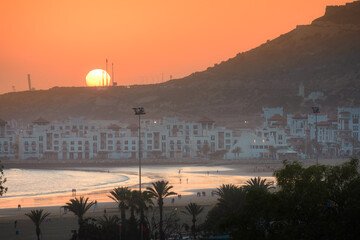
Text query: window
226 133 230 137
147 133 152 138
78 141 82 145
71 141 74 145
93 136 97 141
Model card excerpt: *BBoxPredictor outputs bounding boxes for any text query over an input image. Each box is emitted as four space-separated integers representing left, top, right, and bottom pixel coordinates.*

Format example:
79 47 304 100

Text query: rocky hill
1 1 360 127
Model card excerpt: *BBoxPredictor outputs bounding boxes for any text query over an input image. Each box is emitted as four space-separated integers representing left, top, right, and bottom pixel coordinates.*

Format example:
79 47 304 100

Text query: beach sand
0 158 349 239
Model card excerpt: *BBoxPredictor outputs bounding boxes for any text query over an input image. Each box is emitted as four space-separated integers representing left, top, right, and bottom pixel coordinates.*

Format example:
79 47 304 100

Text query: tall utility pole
132 107 146 240
27 74 32 91
312 107 320 165
112 62 114 86
106 58 108 86
102 71 105 86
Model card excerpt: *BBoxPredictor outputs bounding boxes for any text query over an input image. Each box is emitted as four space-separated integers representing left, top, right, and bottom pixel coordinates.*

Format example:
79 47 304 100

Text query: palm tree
25 209 50 240
145 180 177 240
108 187 131 224
97 215 120 239
215 184 240 197
64 196 95 237
244 176 274 191
182 203 204 239
231 146 242 159
128 190 142 218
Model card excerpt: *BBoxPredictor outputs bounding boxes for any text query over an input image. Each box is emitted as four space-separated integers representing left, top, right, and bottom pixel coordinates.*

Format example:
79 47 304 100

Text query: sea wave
2 168 130 199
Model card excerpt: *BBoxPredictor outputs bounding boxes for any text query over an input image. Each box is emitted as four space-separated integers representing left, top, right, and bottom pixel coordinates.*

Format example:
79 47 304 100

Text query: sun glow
86 69 111 86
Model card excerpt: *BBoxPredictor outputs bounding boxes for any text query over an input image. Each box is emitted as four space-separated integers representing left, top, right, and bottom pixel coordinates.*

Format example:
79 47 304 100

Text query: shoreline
0 159 281 210
1 157 349 169
0 158 353 239
0 157 350 209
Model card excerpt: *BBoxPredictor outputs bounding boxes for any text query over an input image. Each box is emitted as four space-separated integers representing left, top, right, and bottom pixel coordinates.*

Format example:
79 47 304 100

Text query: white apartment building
0 118 16 159
12 117 234 160
3 107 360 161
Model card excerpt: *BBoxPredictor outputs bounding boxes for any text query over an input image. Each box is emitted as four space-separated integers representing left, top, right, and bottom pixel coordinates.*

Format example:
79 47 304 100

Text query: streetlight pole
312 107 320 165
132 107 145 240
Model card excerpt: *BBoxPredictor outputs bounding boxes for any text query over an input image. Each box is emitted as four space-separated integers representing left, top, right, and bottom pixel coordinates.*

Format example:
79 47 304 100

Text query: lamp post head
133 107 146 115
312 107 320 114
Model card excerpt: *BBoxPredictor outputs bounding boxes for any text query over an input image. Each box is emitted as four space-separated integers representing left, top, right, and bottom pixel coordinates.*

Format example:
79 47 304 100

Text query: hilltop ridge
1 1 360 126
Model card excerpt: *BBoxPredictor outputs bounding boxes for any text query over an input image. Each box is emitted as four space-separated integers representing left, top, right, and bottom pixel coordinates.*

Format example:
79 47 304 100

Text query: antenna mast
112 62 114 86
102 70 105 86
27 74 32 91
106 58 108 86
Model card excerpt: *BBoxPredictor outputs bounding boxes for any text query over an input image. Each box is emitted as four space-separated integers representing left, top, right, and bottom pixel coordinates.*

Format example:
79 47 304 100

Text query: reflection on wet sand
0 165 275 209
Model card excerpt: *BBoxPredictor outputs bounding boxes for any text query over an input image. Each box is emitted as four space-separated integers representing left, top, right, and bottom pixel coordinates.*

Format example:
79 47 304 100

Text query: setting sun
86 69 111 87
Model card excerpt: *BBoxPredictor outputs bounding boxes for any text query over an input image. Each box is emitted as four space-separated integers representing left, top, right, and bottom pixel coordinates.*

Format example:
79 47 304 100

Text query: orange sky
0 0 353 94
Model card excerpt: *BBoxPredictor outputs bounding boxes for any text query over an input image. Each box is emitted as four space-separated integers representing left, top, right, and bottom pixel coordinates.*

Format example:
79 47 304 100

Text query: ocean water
2 168 130 198
1 165 236 199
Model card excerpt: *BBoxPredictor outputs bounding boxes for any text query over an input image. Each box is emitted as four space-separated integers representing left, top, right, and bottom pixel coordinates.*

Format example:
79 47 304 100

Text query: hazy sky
0 0 353 94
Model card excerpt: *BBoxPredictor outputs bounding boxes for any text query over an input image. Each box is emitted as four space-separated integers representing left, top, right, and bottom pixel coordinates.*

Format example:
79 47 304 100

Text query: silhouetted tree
25 209 50 240
232 147 242 159
0 160 7 196
182 203 204 239
244 176 274 191
108 187 131 224
64 196 95 239
204 159 360 240
97 215 120 240
145 180 177 240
